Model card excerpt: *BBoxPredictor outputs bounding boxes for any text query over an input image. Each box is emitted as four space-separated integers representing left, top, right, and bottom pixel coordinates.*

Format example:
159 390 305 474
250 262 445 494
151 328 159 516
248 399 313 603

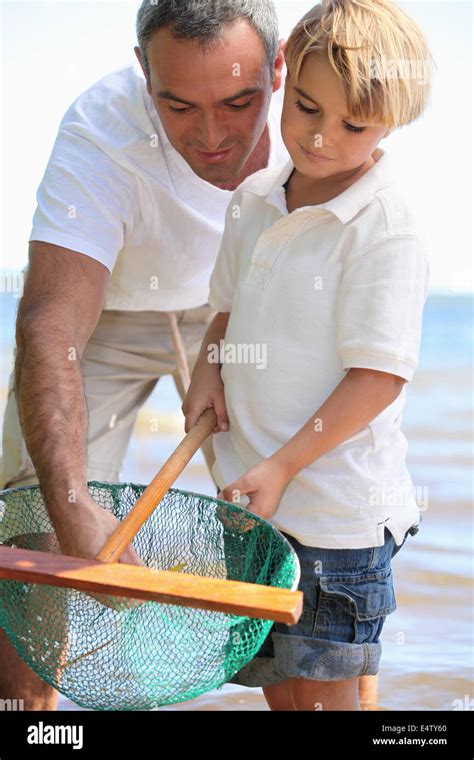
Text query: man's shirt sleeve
29 125 135 272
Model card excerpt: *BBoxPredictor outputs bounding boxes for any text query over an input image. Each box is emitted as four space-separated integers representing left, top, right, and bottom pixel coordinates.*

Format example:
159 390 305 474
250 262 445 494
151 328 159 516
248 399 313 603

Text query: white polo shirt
209 148 430 549
29 60 289 311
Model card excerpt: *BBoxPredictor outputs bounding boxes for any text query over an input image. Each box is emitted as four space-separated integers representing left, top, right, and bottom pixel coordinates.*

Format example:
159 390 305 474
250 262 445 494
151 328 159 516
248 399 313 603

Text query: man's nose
196 111 229 150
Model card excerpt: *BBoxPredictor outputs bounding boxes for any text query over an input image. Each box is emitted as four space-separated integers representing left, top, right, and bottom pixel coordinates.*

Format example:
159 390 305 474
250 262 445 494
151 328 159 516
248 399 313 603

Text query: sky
1 0 472 292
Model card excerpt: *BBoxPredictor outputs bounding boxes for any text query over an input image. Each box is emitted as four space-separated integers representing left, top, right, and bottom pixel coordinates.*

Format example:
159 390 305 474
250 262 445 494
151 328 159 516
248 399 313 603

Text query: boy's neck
286 148 382 211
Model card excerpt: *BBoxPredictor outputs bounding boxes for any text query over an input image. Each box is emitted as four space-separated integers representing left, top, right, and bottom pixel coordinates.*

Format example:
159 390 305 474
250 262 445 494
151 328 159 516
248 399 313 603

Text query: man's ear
134 46 152 95
272 39 286 93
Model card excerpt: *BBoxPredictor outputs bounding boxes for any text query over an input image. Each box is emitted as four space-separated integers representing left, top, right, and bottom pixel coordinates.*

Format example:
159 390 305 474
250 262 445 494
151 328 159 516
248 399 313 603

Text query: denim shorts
226 523 417 687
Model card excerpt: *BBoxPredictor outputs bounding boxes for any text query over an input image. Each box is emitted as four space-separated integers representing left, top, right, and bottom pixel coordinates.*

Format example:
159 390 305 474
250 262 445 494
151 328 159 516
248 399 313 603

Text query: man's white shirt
29 58 289 311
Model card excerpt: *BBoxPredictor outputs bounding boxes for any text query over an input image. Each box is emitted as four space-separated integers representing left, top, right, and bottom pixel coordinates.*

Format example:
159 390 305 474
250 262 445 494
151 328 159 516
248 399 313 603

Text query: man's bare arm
14 242 143 564
15 242 108 508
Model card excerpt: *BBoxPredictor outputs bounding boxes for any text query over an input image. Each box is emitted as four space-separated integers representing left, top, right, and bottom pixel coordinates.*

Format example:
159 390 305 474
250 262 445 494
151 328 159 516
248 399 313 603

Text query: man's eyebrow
156 86 262 106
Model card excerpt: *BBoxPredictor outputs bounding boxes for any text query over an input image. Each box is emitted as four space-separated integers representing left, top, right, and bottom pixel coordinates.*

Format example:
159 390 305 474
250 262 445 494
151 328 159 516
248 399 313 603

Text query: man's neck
215 124 270 192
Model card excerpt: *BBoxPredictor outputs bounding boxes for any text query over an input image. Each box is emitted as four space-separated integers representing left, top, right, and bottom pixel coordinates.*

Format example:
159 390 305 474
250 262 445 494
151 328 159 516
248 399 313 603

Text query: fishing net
0 482 299 710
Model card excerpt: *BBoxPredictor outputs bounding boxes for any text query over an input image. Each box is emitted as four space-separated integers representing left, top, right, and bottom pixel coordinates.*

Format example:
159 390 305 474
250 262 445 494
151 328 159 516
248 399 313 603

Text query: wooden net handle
96 407 217 563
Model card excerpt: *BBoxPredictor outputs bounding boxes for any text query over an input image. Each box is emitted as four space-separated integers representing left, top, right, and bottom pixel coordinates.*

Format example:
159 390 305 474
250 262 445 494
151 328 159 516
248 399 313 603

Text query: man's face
136 20 283 186
281 52 390 184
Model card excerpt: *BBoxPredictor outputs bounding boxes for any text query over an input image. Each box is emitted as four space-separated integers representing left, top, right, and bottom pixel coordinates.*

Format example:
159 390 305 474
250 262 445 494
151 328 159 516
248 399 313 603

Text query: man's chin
185 154 247 187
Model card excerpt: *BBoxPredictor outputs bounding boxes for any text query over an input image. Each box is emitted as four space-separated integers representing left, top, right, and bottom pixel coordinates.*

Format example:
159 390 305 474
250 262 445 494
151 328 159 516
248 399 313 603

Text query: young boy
183 0 433 710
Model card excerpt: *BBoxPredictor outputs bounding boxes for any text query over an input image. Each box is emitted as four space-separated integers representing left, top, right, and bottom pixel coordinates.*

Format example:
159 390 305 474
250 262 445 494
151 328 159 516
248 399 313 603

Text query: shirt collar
250 148 395 224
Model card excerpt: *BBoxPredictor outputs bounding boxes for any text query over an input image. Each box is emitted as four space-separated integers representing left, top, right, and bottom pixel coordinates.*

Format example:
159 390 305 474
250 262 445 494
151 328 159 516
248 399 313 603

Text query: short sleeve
336 235 430 382
208 190 241 312
29 127 135 272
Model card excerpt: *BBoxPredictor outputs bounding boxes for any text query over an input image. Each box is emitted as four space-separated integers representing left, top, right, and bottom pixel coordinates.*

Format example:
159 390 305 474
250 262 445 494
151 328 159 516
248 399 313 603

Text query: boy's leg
288 676 361 711
233 530 397 711
262 676 360 711
359 674 379 709
262 681 296 711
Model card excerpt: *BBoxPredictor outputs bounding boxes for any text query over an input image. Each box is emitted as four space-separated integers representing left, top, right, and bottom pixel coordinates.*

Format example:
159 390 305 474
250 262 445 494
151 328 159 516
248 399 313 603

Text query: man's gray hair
136 0 279 80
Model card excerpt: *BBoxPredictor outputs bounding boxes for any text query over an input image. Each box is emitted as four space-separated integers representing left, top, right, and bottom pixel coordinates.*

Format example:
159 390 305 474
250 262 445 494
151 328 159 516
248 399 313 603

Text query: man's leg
0 310 164 709
1 376 66 708
0 310 163 491
0 308 204 708
0 306 220 708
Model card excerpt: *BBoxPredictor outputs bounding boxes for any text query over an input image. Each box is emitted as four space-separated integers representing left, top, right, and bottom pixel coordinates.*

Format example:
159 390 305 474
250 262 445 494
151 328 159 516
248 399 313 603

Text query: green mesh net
0 482 299 710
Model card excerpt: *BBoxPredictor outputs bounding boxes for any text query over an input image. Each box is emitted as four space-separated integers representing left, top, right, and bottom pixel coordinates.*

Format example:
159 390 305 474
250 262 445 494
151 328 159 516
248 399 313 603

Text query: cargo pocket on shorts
314 566 397 645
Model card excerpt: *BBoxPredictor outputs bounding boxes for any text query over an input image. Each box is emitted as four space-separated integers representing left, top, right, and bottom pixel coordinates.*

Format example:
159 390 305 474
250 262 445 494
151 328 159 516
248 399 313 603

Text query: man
0 0 286 710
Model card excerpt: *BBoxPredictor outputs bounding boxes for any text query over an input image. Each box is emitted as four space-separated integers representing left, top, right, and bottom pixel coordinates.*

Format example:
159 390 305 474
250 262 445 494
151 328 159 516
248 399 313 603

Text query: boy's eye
295 100 319 115
295 100 366 133
344 122 365 133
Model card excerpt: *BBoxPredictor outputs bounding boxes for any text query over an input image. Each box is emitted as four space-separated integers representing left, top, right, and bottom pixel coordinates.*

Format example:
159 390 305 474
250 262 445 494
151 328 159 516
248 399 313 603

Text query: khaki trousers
0 304 217 491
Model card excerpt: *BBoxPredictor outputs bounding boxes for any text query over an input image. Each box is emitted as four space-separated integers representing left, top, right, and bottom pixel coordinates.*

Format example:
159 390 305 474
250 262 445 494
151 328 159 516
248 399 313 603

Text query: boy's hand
218 459 290 520
182 363 229 434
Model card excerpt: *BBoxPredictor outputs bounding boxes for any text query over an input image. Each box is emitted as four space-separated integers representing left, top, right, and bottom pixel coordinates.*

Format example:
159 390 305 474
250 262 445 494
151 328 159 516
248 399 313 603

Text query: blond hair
284 0 434 128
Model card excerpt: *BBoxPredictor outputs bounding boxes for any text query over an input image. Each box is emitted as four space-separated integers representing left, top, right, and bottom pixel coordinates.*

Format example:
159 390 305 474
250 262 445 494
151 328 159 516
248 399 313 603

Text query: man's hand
51 492 145 567
51 492 145 611
218 459 290 521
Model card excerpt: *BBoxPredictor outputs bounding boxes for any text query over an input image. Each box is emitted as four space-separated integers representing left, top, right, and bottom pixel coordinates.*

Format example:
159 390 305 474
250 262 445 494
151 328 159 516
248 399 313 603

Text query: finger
120 547 146 567
212 397 229 431
220 480 249 503
184 412 198 433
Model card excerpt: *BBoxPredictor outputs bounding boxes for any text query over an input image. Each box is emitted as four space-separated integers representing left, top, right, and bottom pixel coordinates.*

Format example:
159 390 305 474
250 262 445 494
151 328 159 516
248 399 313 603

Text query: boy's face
281 52 390 182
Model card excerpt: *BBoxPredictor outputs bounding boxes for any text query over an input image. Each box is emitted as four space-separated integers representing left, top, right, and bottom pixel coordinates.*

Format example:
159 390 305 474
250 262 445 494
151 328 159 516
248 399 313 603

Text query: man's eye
228 100 252 110
295 100 319 115
168 105 193 113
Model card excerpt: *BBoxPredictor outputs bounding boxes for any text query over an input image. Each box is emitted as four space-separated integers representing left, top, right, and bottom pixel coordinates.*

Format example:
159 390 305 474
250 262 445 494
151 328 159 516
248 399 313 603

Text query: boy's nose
310 129 335 151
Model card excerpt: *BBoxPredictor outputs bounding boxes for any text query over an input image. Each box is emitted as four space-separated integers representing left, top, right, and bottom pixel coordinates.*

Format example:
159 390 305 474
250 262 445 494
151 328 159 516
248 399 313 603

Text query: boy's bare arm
182 311 230 433
269 368 405 479
219 368 405 518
